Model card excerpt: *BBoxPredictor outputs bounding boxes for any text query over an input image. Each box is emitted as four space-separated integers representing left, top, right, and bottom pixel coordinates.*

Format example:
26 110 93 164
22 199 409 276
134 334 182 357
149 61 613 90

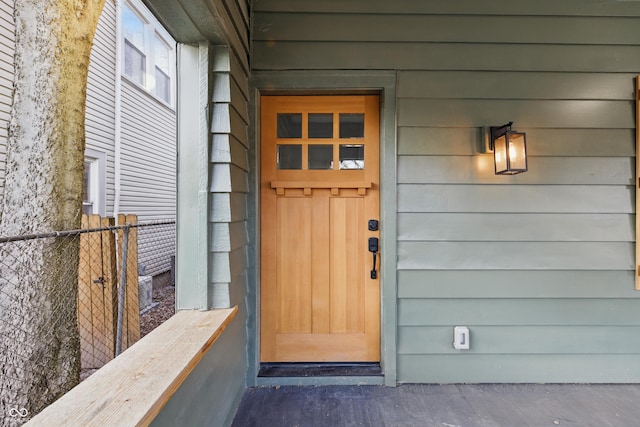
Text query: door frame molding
248 71 398 386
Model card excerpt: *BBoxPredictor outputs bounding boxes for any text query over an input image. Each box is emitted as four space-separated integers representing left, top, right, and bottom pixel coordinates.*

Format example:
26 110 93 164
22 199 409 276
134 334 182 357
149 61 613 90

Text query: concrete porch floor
231 384 640 426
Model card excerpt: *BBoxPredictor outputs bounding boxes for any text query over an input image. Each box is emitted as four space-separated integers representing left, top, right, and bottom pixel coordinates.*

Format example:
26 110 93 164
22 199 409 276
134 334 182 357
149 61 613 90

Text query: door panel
330 197 365 334
276 197 312 334
261 95 380 362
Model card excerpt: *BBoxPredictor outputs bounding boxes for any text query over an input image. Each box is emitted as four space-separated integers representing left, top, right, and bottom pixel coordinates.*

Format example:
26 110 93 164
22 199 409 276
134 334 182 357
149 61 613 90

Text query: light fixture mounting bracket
489 121 513 151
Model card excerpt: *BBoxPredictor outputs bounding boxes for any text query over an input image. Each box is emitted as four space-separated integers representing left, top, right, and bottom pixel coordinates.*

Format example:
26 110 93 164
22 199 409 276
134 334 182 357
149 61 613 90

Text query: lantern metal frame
489 122 528 175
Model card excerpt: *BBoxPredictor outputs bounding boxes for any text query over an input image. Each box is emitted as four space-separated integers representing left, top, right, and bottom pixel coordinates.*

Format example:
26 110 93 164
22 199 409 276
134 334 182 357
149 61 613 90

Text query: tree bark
0 0 104 423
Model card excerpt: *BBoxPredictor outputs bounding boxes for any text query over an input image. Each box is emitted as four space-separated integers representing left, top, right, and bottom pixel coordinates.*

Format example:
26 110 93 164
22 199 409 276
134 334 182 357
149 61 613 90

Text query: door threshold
258 362 382 378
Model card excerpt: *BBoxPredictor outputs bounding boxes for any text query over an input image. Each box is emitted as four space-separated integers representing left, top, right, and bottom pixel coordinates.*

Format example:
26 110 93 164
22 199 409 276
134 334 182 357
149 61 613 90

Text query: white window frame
83 149 106 216
121 0 176 107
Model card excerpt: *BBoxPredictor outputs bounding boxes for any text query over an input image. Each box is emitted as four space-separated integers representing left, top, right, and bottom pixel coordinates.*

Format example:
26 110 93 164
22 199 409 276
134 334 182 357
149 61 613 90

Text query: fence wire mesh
0 217 175 425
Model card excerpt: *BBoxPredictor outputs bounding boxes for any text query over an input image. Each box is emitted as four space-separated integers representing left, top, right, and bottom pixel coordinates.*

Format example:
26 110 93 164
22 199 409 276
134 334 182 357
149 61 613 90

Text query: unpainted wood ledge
26 306 238 427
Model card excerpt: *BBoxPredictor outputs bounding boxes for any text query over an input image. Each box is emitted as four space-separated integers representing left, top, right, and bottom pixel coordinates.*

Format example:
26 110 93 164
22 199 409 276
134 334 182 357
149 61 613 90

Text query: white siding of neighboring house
87 0 177 224
0 0 14 207
119 79 176 221
1 0 177 277
85 0 117 216
120 77 176 278
88 0 177 278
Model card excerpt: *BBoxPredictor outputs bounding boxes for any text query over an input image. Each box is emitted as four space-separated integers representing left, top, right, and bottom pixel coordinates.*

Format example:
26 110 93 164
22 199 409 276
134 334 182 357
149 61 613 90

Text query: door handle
368 237 379 279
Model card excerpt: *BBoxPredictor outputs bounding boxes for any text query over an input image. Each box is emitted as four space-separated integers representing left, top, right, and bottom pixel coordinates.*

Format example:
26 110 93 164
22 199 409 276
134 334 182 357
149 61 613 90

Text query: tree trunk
0 0 104 423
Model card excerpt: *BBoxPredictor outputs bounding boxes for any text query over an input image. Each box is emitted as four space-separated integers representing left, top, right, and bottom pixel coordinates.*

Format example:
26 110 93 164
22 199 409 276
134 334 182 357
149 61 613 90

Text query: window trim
84 149 106 216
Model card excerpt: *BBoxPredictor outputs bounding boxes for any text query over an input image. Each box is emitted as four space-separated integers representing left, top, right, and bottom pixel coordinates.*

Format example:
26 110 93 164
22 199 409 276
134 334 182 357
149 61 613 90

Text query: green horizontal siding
172 0 250 417
398 299 640 326
230 80 249 123
398 326 640 354
254 0 640 17
210 192 247 223
254 14 640 45
398 99 634 128
230 136 249 170
398 156 633 185
230 107 248 142
397 270 637 299
211 134 249 171
398 71 638 100
397 242 634 270
253 42 640 72
398 213 633 242
398 127 635 157
209 221 247 252
397 354 640 383
252 1 640 384
152 317 246 426
397 184 634 213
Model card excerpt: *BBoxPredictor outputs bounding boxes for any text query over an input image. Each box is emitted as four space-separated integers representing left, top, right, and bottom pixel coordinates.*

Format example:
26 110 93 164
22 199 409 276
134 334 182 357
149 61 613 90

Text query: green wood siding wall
210 45 250 311
169 0 250 424
205 0 250 423
253 0 640 383
151 316 246 427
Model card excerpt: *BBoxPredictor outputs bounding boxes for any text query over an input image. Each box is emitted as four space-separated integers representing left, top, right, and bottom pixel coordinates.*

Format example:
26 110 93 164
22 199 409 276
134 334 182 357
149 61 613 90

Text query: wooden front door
260 95 380 362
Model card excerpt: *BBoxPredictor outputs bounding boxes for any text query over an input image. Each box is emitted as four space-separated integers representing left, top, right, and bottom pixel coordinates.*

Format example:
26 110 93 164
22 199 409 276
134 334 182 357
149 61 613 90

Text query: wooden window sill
27 306 238 426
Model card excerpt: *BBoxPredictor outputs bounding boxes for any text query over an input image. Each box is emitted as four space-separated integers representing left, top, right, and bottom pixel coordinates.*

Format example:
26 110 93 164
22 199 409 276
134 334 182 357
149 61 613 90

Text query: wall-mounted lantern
489 122 528 175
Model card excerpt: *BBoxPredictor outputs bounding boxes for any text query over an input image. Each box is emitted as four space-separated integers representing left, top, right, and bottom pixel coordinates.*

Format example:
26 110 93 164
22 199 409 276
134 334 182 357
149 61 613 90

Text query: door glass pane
277 113 302 138
277 144 302 169
339 144 365 170
339 113 364 138
308 114 333 138
308 145 333 170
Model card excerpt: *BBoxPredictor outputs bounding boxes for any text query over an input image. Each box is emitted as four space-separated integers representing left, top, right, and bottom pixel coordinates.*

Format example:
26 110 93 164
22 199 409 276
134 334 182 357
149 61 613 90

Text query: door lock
368 237 379 279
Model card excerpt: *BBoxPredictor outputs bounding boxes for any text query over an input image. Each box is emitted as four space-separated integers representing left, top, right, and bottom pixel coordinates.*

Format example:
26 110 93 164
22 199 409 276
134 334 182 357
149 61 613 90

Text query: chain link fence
0 216 175 426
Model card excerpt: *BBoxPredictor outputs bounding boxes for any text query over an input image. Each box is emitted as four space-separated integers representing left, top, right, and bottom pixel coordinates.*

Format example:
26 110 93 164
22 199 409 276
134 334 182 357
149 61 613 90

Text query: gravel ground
140 285 176 337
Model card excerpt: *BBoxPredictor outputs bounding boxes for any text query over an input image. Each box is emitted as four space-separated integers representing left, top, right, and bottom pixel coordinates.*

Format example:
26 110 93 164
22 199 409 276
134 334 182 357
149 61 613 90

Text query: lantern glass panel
493 134 508 174
507 132 527 171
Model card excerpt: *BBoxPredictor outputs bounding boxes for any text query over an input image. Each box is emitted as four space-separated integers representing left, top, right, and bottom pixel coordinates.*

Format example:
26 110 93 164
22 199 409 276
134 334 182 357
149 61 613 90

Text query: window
123 6 145 86
122 0 176 105
153 36 171 103
275 112 366 170
82 160 94 215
